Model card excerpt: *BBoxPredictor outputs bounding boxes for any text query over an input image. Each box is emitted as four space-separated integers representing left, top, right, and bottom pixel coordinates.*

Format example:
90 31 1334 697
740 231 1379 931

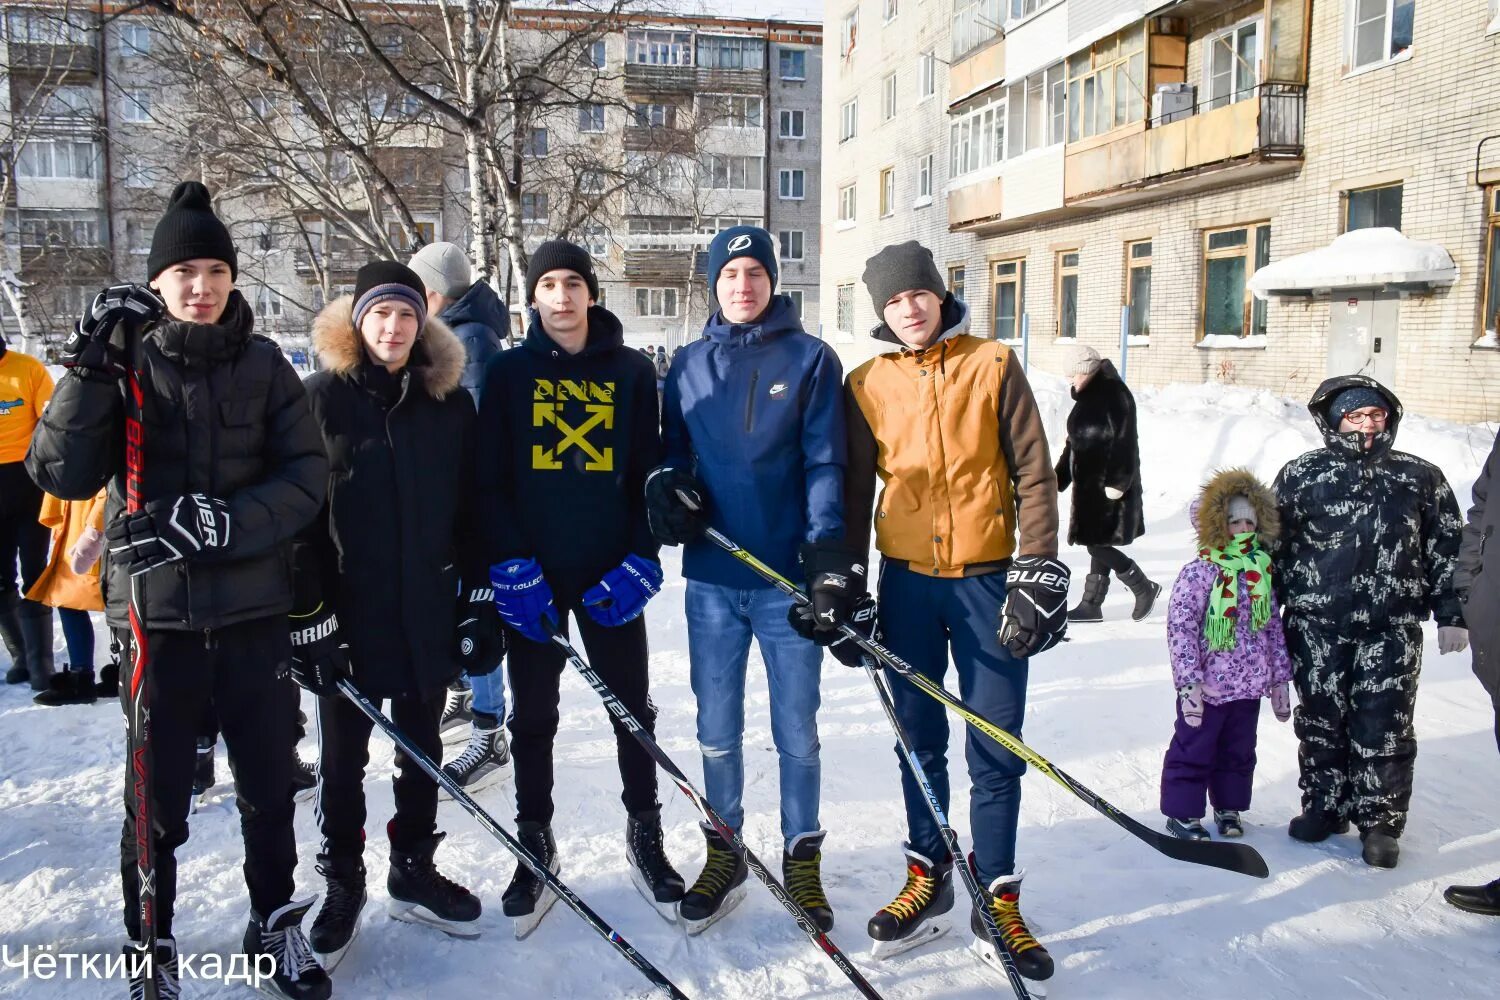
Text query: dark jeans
1087 545 1134 576
507 568 659 826
315 687 444 859
879 561 1028 885
0 461 48 599
59 607 95 671
1159 697 1261 819
118 616 298 939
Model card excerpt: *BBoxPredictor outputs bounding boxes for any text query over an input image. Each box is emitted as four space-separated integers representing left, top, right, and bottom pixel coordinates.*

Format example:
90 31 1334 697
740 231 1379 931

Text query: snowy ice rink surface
2 373 1498 999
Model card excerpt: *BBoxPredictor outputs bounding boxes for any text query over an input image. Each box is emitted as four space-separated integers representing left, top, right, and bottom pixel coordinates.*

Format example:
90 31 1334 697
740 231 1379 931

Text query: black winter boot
125 936 180 1000
502 822 559 938
1117 563 1161 622
1360 824 1400 869
95 659 120 698
1288 809 1350 843
867 847 954 957
15 600 53 691
1444 876 1500 915
678 825 749 934
1067 574 1109 623
33 667 96 706
0 591 27 684
627 808 686 910
784 831 834 932
241 899 331 1000
388 831 482 937
309 854 366 970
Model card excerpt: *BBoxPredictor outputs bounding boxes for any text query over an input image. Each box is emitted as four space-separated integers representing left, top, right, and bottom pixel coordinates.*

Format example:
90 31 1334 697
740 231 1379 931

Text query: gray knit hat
1060 342 1102 379
1227 495 1258 528
408 242 473 300
861 241 946 315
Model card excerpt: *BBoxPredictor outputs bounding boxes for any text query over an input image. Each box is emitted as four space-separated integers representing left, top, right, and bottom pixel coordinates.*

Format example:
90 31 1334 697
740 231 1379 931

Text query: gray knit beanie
408 242 473 300
861 241 946 315
1060 342 1102 379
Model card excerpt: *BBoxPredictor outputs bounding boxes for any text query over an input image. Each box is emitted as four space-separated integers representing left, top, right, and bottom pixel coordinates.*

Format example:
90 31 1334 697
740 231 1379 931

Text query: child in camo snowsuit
1273 375 1466 868
1161 469 1292 839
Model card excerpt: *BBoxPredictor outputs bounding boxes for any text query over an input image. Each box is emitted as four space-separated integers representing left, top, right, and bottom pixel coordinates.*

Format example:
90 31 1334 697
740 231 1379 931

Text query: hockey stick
697 526 1271 880
866 666 1035 1000
544 625 889 1000
336 678 690 1000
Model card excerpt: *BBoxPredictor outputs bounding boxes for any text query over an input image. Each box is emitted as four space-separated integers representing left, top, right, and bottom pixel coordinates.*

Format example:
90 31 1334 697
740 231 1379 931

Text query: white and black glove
788 541 866 644
998 556 1071 659
106 494 232 576
456 585 507 676
63 284 164 375
288 604 350 697
825 594 880 668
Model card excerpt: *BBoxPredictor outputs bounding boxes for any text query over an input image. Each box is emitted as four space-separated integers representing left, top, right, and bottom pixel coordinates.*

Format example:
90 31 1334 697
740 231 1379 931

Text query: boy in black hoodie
476 240 683 933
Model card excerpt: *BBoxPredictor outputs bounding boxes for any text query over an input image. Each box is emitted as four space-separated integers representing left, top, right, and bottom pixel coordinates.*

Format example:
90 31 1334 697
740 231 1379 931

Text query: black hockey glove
644 466 708 546
288 604 350 697
787 540 866 644
105 494 232 576
825 594 880 669
63 284 164 375
455 585 506 677
998 556 1071 659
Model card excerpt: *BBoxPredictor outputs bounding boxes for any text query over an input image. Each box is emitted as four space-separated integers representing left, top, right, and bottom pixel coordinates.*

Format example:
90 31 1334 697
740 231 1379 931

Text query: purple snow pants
1160 696 1262 819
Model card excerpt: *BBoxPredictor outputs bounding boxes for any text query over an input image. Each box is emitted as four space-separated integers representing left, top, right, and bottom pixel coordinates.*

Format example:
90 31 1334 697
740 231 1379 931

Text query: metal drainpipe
762 22 772 232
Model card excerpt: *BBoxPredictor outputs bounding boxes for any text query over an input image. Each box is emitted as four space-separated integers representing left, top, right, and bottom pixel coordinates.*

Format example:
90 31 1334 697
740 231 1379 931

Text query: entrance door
1327 292 1399 386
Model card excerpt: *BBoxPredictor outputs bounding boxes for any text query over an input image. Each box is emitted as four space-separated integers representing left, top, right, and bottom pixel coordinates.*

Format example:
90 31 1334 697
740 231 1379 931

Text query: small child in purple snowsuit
1160 468 1292 840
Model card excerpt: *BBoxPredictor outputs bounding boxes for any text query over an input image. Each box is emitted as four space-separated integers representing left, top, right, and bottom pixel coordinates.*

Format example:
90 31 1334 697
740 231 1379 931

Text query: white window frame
836 283 855 332
838 182 857 223
918 51 937 100
699 94 762 129
579 103 605 133
778 168 806 200
582 224 609 258
699 154 765 191
779 230 805 261
15 138 99 180
779 48 807 80
635 287 679 318
882 72 898 121
884 0 899 24
627 30 693 66
841 8 860 58
916 151 934 203
524 127 549 157
840 98 858 142
1346 0 1416 74
1490 0 1500 34
521 192 548 224
120 23 151 57
879 166 896 217
254 285 284 320
948 95 1006 180
787 288 805 319
1204 17 1262 111
585 39 606 69
121 88 151 123
778 108 806 139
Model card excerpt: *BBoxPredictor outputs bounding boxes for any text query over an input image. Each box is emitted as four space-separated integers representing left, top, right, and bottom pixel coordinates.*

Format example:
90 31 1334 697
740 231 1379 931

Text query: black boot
0 591 27 684
1360 824 1400 869
33 667 96 706
784 831 834 932
627 808 686 908
241 898 331 1000
1067 574 1109 623
678 825 749 934
1444 876 1500 915
1288 809 1350 843
291 755 318 803
125 936 180 1000
388 831 482 937
15 600 53 691
1117 563 1162 622
867 847 954 957
309 854 366 970
192 736 216 798
95 658 120 698
502 822 559 937
971 868 1053 982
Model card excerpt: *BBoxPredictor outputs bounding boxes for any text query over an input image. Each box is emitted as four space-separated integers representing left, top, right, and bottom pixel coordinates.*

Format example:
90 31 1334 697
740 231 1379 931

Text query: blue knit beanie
707 226 778 292
1328 386 1389 425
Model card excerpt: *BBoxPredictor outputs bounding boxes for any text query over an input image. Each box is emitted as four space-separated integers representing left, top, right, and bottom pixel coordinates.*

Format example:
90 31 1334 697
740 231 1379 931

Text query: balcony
949 147 1068 235
623 63 763 98
294 250 365 278
1063 84 1305 209
19 244 110 274
31 113 102 137
947 176 1004 230
622 127 697 155
948 0 1005 105
7 42 98 78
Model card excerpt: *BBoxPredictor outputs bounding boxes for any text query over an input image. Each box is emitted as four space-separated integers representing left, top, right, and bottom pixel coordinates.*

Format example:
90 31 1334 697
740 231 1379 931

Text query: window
1202 223 1271 338
779 109 806 139
583 39 606 69
993 259 1025 341
699 154 764 190
1205 19 1262 110
949 266 966 303
580 169 606 194
631 102 678 129
1348 0 1416 71
1490 0 1500 33
1010 0 1046 18
1126 240 1152 338
779 169 806 200
126 218 152 254
521 192 548 223
841 8 860 58
917 152 933 201
840 98 858 142
1345 182 1404 231
120 23 151 56
879 167 896 217
919 51 937 99
17 210 103 248
697 35 764 70
579 104 605 132
952 0 1004 61
629 216 694 251
635 288 679 318
1484 187 1500 335
627 153 691 192
1049 64 1067 144
949 97 1005 179
699 95 761 129
779 230 805 261
5 11 95 45
1066 24 1146 142
884 0 899 22
627 30 693 65
779 48 807 80
523 128 549 156
254 286 283 320
388 220 436 248
882 73 898 121
838 183 857 223
836 283 855 332
787 289 805 319
582 225 608 258
121 89 151 123
1056 251 1079 338
16 139 98 180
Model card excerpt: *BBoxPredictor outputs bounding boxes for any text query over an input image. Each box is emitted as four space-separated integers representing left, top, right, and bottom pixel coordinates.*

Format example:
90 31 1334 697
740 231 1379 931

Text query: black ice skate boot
867 847 954 958
678 824 748 935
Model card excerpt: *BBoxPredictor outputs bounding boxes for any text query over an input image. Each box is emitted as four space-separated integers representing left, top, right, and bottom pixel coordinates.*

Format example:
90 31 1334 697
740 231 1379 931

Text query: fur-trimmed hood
1193 467 1280 550
311 294 466 399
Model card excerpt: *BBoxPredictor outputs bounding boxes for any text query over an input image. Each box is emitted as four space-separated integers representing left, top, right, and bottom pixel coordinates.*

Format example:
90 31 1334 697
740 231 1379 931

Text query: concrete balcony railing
1063 83 1306 208
947 176 1004 230
19 244 110 273
624 63 763 97
294 250 365 277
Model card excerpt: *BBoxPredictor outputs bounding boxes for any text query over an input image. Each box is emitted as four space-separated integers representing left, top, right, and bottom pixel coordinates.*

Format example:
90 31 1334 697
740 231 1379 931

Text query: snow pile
1249 227 1459 298
2 380 1499 999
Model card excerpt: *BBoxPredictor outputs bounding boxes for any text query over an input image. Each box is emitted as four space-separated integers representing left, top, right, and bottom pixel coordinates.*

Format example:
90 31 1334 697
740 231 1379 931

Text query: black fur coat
1055 359 1145 547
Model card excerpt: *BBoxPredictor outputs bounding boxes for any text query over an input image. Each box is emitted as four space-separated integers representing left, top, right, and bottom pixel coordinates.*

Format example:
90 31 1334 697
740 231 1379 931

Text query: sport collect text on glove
582 555 664 628
455 585 506 676
997 555 1071 659
64 284 164 374
1178 682 1205 727
106 494 232 576
644 466 709 546
288 604 350 697
788 540 866 644
490 558 559 644
825 594 880 668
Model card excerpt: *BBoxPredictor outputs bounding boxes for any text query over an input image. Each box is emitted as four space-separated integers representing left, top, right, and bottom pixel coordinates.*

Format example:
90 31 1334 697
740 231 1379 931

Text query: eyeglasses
1342 409 1388 426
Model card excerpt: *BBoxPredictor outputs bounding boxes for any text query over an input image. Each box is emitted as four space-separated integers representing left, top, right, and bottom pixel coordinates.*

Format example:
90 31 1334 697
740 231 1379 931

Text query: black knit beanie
148 181 238 281
526 240 598 305
862 240 947 316
352 260 428 331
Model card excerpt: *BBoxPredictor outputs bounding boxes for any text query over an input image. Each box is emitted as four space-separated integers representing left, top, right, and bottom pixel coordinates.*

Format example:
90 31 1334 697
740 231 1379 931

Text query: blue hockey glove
490 558 559 645
582 555 664 628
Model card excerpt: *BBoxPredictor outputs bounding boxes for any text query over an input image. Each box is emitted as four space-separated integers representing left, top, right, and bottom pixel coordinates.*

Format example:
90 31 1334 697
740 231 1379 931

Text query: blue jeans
468 668 507 720
879 562 1028 884
59 607 94 672
686 580 823 846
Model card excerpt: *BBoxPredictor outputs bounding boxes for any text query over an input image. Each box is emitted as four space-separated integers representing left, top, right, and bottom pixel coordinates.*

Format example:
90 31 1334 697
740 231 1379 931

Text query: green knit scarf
1201 531 1273 652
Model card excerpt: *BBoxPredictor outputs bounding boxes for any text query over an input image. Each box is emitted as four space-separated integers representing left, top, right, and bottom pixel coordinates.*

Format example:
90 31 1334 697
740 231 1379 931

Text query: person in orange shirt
28 488 107 705
0 339 55 689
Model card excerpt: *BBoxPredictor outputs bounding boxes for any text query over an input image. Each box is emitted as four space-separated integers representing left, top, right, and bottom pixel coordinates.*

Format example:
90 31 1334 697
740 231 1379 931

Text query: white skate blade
629 865 683 923
510 884 560 940
387 899 482 940
870 920 949 960
971 936 1049 997
440 724 473 746
315 914 363 973
437 760 511 801
678 881 749 936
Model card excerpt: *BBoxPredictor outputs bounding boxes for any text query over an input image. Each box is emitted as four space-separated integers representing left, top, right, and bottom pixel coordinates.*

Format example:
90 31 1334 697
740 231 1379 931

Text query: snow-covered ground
3 375 1498 999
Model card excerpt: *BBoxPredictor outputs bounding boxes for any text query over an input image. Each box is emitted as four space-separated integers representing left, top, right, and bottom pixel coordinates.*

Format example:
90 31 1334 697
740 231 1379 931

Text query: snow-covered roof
1249 227 1458 299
